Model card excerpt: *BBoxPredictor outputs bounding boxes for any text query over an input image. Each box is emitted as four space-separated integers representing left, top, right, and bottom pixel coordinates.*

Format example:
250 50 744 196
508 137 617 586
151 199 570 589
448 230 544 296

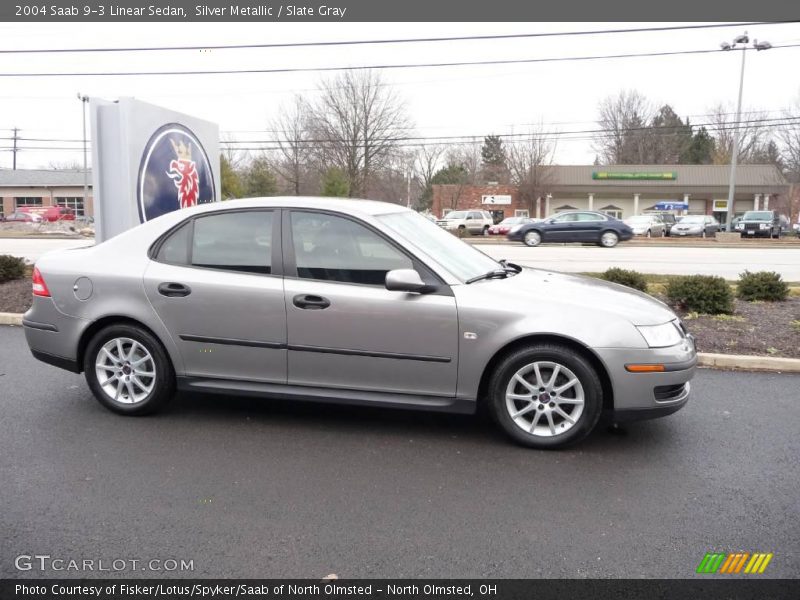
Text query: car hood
464 267 676 326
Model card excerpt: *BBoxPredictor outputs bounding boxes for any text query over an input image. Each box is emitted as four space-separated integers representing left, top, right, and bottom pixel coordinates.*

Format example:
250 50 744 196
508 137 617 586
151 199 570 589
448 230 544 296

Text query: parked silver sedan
623 214 667 237
23 198 696 449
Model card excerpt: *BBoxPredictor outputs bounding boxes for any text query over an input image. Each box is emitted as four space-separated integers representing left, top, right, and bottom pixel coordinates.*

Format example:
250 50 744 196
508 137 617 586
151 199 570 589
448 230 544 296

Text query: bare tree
507 124 557 216
307 69 411 197
445 143 482 184
707 103 768 164
270 95 313 196
413 144 446 210
414 144 446 192
778 95 800 183
593 90 653 164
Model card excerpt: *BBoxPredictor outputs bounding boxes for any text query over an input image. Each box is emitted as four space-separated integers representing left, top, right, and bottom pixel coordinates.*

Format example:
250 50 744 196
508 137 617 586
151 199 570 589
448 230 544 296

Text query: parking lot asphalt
1 326 798 579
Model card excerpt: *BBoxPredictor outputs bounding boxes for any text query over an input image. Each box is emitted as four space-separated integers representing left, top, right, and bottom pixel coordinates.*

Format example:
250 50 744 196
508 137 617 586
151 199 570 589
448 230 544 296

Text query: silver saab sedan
23 198 696 449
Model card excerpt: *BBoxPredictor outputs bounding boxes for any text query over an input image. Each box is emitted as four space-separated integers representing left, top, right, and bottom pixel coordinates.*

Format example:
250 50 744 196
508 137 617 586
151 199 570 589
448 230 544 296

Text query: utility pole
719 32 772 232
77 94 89 214
12 127 18 170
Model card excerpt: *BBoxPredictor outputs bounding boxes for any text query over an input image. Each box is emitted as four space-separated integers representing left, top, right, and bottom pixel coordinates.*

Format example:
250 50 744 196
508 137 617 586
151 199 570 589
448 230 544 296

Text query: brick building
0 169 93 218
431 164 790 223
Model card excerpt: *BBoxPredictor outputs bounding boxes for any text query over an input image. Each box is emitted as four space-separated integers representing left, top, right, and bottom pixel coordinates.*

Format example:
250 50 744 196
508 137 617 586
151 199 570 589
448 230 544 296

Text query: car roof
186 196 410 218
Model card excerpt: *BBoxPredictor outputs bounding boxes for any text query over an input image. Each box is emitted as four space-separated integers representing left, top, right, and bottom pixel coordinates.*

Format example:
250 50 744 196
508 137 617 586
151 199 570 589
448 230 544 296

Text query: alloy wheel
504 361 585 437
95 337 156 404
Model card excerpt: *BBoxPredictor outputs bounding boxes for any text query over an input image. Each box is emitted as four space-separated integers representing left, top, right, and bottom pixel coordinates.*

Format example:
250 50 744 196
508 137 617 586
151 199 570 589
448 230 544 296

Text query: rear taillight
32 267 51 297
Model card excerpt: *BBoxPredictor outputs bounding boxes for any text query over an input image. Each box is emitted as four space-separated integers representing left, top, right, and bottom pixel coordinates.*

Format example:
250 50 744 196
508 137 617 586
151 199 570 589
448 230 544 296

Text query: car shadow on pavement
164 391 681 453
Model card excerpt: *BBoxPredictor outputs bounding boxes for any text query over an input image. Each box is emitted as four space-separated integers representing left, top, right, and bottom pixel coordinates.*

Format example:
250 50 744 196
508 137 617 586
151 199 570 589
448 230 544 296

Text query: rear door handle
293 294 330 310
158 282 192 297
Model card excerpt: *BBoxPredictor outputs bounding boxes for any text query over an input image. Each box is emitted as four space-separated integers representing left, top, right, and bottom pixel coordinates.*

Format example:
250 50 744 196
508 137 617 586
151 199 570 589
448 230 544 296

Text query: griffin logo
167 139 200 209
137 123 216 223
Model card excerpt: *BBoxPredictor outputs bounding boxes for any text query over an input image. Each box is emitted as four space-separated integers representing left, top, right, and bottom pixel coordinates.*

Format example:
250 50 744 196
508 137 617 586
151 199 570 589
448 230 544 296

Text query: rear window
155 211 273 274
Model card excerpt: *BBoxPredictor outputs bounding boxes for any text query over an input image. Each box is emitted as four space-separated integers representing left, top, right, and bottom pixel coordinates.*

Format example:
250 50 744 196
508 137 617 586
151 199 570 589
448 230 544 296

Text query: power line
0 22 792 55
2 43 799 78
7 116 798 152
4 115 798 145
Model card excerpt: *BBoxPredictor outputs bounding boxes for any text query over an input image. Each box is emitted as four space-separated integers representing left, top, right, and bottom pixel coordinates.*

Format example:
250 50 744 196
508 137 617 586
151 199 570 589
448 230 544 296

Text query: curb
696 353 800 373
0 312 22 326
1 311 798 373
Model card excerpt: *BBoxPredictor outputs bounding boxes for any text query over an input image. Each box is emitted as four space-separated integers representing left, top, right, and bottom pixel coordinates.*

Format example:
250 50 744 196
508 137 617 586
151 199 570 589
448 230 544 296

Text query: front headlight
509 225 523 234
759 223 769 230
636 321 684 348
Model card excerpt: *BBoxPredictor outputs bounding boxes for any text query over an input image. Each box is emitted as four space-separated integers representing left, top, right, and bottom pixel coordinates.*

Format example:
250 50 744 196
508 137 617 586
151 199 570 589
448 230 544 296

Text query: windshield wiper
466 261 521 284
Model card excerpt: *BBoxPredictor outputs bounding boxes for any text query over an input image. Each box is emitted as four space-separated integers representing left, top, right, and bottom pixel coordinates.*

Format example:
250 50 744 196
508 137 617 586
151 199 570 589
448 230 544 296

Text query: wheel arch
477 333 614 412
76 315 176 375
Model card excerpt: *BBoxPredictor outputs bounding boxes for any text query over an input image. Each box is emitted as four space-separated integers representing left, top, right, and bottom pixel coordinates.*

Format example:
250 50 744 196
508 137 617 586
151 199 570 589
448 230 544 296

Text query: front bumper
595 339 697 422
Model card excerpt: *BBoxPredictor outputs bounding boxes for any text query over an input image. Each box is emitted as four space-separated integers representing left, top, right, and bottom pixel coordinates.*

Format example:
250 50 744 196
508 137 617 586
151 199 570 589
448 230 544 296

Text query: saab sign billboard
91 98 220 242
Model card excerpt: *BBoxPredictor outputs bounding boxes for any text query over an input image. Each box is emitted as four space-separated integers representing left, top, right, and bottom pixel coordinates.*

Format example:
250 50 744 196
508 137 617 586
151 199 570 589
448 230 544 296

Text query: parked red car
3 211 43 223
19 206 75 222
487 216 535 235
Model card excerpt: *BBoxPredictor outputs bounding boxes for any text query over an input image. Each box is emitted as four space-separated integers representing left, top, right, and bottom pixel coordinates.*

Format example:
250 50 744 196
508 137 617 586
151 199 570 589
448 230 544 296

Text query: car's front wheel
84 324 175 415
523 230 542 247
488 344 603 449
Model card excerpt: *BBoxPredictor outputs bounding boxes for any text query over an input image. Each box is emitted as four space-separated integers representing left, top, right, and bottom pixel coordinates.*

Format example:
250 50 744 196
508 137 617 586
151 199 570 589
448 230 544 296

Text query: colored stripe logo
697 552 773 574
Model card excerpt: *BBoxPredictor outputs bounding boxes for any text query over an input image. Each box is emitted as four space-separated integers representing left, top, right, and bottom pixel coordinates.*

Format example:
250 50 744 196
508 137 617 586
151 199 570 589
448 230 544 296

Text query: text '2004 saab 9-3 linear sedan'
23 197 696 449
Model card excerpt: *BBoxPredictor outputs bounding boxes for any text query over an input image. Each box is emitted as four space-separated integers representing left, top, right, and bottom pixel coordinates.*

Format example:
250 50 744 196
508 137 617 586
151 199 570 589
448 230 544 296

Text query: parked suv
652 212 677 236
437 210 494 235
735 210 782 239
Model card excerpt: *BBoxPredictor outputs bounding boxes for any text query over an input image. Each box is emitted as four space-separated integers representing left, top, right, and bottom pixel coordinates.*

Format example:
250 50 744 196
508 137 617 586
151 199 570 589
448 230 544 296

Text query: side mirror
385 269 433 294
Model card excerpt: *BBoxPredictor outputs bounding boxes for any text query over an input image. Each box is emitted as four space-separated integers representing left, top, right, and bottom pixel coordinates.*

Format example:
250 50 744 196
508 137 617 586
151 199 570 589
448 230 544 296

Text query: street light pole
720 33 771 232
724 45 746 234
77 93 89 216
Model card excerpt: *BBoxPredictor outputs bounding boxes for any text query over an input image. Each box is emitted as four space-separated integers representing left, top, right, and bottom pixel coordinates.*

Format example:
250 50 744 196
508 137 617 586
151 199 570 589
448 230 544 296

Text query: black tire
482 225 490 236
487 344 603 449
646 229 651 238
83 323 175 416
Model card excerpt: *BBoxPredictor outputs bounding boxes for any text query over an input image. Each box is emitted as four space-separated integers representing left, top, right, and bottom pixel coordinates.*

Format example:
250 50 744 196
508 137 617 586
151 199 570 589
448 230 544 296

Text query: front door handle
158 282 192 297
293 294 330 310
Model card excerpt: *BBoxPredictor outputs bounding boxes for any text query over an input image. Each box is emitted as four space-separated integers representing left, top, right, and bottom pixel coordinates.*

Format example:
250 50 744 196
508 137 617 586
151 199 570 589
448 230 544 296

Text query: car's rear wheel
488 344 603 449
646 229 651 238
84 324 175 415
483 225 490 236
660 228 666 237
523 230 541 247
599 231 619 247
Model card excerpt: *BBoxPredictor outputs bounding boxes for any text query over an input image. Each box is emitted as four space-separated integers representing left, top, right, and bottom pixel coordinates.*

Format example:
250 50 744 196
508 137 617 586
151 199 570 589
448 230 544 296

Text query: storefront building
0 169 93 218
431 164 789 223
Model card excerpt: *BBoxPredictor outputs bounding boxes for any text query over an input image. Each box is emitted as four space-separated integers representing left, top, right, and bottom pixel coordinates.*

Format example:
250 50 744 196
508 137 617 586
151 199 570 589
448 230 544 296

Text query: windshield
742 211 772 221
442 211 466 220
678 216 705 224
626 216 653 223
378 211 501 282
500 217 524 225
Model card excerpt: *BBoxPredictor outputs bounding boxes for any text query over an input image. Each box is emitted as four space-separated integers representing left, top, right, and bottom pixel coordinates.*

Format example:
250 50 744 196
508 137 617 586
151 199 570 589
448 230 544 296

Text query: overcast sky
1 21 799 170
